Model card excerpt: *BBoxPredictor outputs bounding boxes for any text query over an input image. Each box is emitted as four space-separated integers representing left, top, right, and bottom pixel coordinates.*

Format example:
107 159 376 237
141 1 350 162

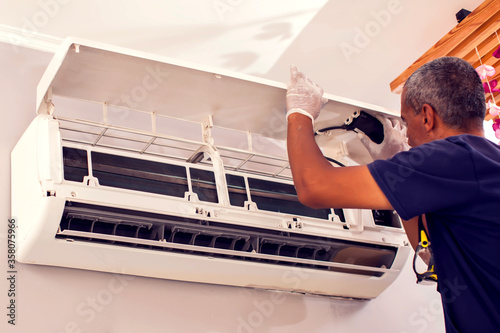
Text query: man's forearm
401 216 419 251
286 113 333 204
285 65 392 210
286 113 393 210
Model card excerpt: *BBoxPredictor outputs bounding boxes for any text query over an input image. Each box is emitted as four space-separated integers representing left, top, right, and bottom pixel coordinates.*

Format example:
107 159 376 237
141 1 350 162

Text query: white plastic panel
36 37 398 141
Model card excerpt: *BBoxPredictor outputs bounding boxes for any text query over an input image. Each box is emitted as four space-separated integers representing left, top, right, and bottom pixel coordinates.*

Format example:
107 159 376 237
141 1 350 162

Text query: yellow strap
420 230 429 247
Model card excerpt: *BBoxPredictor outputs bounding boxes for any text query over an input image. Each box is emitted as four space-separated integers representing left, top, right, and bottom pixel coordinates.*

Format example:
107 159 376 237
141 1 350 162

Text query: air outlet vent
56 202 397 277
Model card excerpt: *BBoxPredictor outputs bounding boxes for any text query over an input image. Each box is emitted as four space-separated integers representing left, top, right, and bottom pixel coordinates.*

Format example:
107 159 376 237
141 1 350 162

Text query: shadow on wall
98 7 314 74
220 22 293 71
218 286 370 333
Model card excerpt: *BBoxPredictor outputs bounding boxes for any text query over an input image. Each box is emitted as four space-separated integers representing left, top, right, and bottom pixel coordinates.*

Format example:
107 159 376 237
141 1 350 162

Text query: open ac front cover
11 37 410 300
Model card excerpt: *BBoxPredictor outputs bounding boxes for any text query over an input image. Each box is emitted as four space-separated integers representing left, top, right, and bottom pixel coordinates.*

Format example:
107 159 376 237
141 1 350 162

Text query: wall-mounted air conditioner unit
11 37 410 300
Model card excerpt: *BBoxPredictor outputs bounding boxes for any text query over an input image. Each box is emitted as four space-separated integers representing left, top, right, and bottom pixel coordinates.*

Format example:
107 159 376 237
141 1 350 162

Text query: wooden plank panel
465 32 498 66
447 13 500 58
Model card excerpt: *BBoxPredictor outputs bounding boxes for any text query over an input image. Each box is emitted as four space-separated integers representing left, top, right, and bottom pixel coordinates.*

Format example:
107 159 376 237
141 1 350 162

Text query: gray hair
404 56 486 130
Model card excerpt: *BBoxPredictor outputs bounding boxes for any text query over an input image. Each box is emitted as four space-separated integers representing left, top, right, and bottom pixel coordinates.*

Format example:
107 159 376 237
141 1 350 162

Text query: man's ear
421 104 436 133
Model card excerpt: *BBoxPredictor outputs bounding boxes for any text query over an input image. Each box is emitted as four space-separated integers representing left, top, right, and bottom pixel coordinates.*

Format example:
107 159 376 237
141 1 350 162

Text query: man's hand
286 65 328 123
359 115 410 160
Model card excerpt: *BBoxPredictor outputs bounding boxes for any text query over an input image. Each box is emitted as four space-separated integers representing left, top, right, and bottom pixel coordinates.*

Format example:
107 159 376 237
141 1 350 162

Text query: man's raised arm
285 66 393 210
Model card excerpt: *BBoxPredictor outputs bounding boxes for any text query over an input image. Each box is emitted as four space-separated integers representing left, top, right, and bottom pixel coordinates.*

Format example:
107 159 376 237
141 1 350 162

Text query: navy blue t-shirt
368 134 500 332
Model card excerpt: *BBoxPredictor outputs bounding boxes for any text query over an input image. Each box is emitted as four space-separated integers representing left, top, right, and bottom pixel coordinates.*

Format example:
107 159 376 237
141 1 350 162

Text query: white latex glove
359 116 410 160
286 65 328 124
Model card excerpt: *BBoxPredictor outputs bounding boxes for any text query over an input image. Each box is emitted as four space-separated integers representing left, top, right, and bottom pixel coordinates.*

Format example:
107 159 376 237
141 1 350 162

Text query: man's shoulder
441 134 499 151
408 134 500 163
442 134 500 165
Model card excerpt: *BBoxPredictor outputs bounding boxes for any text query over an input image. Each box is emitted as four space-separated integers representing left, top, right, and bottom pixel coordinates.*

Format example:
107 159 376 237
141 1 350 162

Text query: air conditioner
11 37 410 300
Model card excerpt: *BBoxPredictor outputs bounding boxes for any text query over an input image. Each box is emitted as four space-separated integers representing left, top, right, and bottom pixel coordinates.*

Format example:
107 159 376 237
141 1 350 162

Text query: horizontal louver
56 202 397 277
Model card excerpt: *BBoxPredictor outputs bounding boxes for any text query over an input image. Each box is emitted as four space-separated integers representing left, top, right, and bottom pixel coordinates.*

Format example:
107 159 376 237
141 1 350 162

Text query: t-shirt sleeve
367 139 479 220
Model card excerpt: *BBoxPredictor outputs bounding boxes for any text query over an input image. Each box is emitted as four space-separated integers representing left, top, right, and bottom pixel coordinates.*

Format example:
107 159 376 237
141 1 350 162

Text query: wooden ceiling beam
390 0 500 94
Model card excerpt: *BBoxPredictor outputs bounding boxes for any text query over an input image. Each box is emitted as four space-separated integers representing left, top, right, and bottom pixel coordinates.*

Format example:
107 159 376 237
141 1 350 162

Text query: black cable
325 156 345 167
314 126 347 167
315 111 385 144
314 125 347 135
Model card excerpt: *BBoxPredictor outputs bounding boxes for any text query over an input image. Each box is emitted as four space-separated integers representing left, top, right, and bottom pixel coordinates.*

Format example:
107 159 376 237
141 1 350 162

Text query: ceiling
0 0 487 113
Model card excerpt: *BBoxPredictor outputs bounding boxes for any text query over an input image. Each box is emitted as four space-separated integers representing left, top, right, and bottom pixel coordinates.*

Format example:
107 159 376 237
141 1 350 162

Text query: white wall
1 41 446 333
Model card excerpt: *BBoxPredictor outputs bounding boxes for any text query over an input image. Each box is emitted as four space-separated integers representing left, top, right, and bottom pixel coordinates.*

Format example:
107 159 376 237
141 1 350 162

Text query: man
286 57 500 332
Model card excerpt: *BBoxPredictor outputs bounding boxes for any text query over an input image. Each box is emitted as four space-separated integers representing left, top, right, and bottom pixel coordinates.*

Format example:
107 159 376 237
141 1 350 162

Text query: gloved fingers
290 66 324 93
314 81 324 95
400 122 408 138
321 96 329 107
388 117 406 131
286 66 327 121
390 118 409 141
289 65 301 86
380 116 394 133
393 119 402 132
300 73 323 95
306 76 321 89
371 113 388 122
383 116 400 129
289 66 296 86
288 71 324 100
370 113 392 128
357 115 410 159
357 131 375 147
357 132 369 145
382 116 406 136
375 114 403 129
289 65 308 86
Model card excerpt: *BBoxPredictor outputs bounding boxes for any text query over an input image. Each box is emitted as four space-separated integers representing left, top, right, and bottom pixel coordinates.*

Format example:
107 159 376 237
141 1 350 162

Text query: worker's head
401 56 485 147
